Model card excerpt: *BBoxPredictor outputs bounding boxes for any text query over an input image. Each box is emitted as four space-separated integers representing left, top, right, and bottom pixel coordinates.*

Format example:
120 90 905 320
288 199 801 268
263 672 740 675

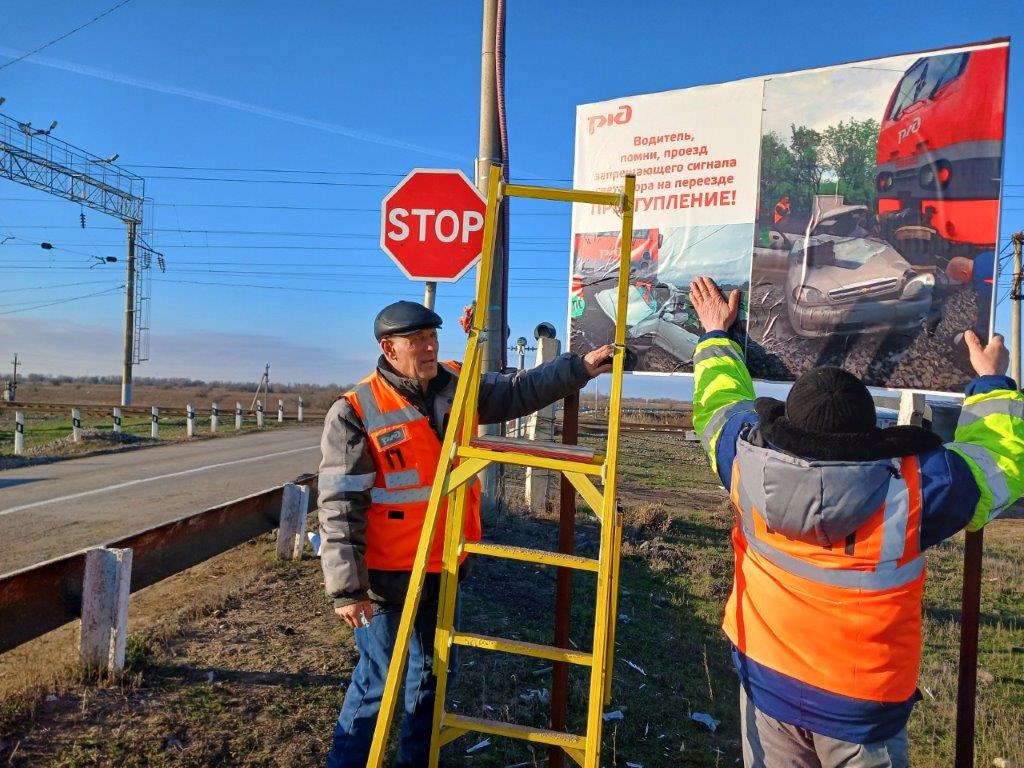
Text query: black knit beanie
785 366 876 434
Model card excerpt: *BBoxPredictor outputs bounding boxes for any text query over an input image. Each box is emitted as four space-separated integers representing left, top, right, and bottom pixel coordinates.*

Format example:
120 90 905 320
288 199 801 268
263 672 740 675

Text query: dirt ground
1 435 1021 767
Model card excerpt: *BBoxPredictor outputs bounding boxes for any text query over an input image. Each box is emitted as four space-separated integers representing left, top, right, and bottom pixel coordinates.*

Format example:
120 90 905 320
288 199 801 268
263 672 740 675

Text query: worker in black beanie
688 275 1023 768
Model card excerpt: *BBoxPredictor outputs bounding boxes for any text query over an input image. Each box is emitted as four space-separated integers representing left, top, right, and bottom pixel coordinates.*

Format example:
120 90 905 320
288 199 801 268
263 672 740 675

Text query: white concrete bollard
150 406 159 438
278 399 284 423
186 404 196 438
211 403 219 433
256 400 265 428
276 483 310 560
80 547 133 674
14 411 25 455
298 397 304 423
525 337 561 512
71 407 82 442
898 390 926 427
235 401 243 430
112 407 122 434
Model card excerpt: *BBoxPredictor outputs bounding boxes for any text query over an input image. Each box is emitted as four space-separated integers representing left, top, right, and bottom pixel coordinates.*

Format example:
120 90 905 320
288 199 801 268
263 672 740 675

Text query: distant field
9 380 342 412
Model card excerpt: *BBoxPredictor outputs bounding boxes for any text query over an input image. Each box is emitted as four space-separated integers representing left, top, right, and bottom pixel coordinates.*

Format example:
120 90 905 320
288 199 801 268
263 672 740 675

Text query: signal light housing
919 160 952 190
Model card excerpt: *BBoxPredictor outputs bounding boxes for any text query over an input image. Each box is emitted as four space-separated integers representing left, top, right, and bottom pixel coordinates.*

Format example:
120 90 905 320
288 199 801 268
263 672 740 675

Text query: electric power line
0 285 124 315
0 0 136 72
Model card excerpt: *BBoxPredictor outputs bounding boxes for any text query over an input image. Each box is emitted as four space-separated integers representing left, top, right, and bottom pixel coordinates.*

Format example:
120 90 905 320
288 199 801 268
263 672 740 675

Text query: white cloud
761 52 920 138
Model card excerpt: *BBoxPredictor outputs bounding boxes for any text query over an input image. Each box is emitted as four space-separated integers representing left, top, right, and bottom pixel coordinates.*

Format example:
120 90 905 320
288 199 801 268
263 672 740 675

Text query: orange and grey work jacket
317 353 591 607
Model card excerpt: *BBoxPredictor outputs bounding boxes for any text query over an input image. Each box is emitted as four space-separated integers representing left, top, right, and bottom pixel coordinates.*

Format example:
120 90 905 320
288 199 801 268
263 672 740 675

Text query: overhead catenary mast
0 111 162 405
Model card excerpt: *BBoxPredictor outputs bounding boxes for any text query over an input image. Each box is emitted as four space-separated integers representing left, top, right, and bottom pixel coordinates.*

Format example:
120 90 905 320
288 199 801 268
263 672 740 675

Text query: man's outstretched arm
689 276 758 487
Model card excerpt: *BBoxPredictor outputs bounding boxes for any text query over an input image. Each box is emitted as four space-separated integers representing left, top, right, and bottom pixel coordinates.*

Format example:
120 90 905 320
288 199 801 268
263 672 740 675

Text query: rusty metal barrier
0 473 318 654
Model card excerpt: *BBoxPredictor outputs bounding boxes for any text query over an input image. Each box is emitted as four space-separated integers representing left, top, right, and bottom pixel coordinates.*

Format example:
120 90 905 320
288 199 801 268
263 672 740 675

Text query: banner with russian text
569 39 1008 394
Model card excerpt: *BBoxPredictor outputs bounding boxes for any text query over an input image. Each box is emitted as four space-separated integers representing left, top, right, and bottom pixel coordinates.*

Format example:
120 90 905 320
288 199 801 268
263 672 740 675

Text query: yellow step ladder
367 164 636 768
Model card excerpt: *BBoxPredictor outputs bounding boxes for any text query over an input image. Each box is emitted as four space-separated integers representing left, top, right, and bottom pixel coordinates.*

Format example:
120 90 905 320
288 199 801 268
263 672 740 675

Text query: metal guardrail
0 473 318 654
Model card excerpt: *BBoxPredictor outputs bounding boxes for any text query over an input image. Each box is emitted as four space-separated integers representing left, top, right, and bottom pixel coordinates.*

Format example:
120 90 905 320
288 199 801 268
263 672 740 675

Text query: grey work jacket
318 353 590 607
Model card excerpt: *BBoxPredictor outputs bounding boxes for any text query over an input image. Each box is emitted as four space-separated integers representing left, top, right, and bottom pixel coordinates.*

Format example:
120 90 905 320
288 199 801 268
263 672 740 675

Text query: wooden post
13 411 24 455
112 406 122 434
71 407 82 442
525 337 561 511
186 404 196 438
276 483 310 560
80 547 133 674
955 529 984 768
549 391 579 768
150 406 159 438
211 403 219 433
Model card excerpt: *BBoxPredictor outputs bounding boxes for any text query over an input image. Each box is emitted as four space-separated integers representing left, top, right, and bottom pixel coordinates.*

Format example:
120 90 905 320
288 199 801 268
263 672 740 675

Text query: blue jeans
327 599 449 768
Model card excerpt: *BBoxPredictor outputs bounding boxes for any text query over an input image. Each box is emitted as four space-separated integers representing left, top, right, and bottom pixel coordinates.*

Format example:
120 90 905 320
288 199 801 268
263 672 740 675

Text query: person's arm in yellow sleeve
689 277 759 486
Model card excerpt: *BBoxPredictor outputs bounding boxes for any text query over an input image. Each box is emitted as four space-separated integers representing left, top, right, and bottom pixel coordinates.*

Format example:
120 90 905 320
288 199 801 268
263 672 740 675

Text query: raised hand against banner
964 330 1009 377
689 276 741 334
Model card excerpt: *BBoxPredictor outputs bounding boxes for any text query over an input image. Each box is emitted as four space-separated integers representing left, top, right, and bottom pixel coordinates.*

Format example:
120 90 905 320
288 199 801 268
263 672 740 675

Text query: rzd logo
588 105 632 134
898 116 922 144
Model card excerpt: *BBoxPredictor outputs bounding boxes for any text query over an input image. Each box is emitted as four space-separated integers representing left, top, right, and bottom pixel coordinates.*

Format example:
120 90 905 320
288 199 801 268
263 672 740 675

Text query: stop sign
380 169 488 282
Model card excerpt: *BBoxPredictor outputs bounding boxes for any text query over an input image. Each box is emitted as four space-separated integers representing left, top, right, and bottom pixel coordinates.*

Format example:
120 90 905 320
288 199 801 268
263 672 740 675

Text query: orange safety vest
344 362 482 573
723 447 925 703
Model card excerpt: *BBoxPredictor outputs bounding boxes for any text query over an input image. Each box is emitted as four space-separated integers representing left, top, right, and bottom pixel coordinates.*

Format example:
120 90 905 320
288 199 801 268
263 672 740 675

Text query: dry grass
0 436 1020 767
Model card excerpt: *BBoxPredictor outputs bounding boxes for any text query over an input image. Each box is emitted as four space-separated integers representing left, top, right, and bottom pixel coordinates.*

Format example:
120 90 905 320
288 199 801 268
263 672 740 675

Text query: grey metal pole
423 281 436 310
1012 232 1022 385
121 221 137 406
476 0 505 513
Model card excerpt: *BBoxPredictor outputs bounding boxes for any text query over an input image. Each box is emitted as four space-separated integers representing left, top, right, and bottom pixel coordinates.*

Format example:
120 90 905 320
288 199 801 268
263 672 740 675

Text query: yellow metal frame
366 164 636 768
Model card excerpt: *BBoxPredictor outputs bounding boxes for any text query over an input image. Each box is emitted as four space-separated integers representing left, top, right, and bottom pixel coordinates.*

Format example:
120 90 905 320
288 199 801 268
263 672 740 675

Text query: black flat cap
374 300 443 341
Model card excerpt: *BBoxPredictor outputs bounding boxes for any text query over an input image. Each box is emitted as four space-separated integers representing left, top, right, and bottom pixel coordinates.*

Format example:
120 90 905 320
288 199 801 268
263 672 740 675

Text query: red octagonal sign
380 168 488 282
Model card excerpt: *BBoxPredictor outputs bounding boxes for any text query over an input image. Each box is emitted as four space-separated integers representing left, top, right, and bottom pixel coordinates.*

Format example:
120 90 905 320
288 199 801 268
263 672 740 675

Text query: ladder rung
504 182 622 207
467 435 604 464
440 712 587 751
452 631 593 666
463 541 599 572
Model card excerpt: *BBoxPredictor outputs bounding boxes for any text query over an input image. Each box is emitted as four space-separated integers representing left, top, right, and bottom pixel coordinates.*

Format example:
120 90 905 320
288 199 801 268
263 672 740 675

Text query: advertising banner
569 39 1009 393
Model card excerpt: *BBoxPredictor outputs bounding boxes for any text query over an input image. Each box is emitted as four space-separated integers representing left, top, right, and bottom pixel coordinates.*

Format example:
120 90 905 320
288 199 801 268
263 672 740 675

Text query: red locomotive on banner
875 45 1007 251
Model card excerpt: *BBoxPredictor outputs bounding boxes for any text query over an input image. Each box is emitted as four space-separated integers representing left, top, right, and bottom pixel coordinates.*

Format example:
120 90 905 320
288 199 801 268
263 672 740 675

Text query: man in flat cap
321 300 613 768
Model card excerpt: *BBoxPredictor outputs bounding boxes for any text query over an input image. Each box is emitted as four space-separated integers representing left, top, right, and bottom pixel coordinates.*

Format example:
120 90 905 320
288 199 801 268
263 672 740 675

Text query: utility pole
249 364 270 414
5 353 17 401
1012 232 1023 385
121 221 137 406
476 0 506 512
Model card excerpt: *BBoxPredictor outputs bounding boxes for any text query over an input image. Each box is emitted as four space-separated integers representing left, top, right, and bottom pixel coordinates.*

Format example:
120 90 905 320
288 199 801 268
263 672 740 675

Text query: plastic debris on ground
307 531 322 557
518 688 550 705
603 709 626 721
691 712 720 732
465 738 491 754
624 659 647 675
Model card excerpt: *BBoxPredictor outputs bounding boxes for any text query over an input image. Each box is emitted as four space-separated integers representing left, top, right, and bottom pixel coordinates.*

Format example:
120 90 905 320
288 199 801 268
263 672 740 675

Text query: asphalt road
0 427 323 575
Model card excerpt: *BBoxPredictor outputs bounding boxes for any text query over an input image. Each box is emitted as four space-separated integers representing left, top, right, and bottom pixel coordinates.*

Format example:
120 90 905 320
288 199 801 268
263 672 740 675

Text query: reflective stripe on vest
343 361 482 573
724 440 925 702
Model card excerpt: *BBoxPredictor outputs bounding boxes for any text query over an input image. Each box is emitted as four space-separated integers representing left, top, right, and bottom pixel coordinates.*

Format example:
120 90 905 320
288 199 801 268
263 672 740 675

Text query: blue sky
0 0 1021 401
